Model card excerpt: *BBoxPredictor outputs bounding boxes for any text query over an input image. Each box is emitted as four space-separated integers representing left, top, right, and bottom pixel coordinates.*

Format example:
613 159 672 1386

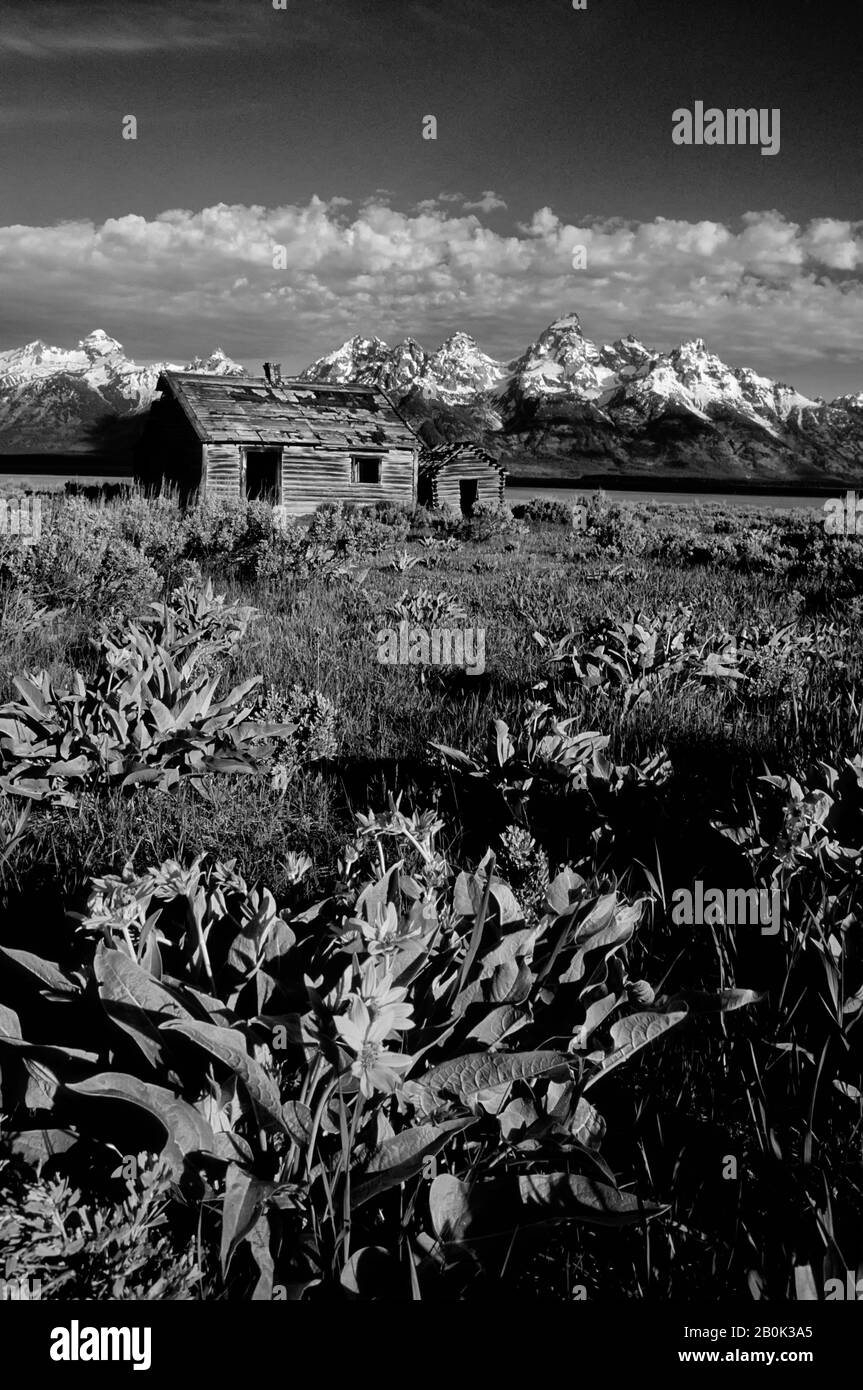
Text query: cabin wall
434 474 504 509
426 459 506 510
134 394 203 496
279 447 416 516
203 443 243 500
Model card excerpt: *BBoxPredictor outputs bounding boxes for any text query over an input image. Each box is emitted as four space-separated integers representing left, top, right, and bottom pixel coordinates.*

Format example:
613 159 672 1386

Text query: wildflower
283 851 313 885
359 901 425 958
85 865 152 931
147 856 204 900
355 960 415 1037
334 999 414 1097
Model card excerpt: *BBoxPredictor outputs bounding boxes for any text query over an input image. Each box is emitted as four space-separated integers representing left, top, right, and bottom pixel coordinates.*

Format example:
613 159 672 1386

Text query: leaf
573 992 619 1050
793 1263 819 1301
498 1097 537 1140
95 947 194 1069
248 1212 275 1301
220 1163 275 1277
429 1174 475 1244
516 1172 668 1226
585 1009 687 1090
162 1019 287 1133
672 987 763 1014
281 1100 313 1147
7 1128 78 1174
0 945 81 996
545 867 586 916
411 1050 569 1113
464 1004 527 1049
568 1097 606 1150
65 1072 216 1175
352 1117 477 1208
0 1002 23 1039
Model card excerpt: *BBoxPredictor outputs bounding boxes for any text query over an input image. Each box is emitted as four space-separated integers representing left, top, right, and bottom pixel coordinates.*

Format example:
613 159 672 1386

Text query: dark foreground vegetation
1 488 862 1301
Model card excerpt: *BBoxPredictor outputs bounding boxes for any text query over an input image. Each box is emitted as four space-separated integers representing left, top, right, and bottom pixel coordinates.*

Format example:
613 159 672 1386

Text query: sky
0 0 861 396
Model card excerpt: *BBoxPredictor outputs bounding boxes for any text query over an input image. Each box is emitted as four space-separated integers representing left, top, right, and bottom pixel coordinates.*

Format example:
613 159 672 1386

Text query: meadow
1 486 862 1302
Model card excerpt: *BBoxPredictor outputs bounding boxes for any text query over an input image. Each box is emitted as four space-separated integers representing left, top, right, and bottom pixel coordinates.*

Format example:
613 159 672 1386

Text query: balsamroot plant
0 579 293 805
0 793 759 1299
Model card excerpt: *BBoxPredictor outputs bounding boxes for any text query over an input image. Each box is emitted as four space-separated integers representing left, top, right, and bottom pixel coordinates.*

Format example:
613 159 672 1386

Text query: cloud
1 197 861 388
0 0 333 58
463 192 508 213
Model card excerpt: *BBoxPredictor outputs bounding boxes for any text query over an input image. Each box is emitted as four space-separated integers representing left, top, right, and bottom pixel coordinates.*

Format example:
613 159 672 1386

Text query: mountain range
2 319 862 483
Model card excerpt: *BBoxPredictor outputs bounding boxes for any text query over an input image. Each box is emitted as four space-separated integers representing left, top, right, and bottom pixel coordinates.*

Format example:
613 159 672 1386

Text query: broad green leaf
0 946 80 996
465 1004 528 1049
573 992 619 1050
282 1100 313 1147
352 1117 477 1208
162 1019 287 1133
672 987 763 1014
411 1050 569 1113
517 1172 668 1226
569 1097 606 1150
499 1097 537 1140
95 947 194 1069
0 1002 23 1038
585 1008 687 1090
65 1072 216 1175
429 1174 475 1244
220 1163 275 1276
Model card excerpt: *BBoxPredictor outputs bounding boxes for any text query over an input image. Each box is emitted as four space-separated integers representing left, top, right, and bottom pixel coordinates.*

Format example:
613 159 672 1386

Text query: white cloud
463 191 508 213
1 198 861 388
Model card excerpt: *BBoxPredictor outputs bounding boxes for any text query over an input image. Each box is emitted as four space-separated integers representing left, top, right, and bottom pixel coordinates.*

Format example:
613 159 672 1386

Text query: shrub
512 496 579 526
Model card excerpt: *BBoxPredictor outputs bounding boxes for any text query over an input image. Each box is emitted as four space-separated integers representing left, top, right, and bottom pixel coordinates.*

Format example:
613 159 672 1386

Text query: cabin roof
155 371 421 450
418 442 506 479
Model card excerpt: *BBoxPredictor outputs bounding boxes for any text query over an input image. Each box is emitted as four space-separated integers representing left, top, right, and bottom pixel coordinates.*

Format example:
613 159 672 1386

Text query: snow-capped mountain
300 330 507 403
1 316 861 481
300 314 863 481
0 332 246 453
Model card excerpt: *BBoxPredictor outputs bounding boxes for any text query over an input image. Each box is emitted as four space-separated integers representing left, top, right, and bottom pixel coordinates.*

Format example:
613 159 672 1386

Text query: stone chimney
263 361 282 385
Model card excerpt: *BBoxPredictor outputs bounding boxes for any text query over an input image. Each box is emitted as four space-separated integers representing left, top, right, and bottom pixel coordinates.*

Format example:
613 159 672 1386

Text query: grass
1 489 862 1301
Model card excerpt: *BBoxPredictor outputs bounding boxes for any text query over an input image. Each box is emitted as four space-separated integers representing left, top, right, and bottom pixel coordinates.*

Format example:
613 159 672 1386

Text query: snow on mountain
424 333 509 402
299 335 427 395
0 332 246 452
180 347 247 377
299 314 863 479
1 317 861 479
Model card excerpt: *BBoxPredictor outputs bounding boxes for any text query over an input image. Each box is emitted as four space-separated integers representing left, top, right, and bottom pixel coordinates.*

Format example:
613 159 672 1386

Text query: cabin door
459 479 478 516
244 449 281 503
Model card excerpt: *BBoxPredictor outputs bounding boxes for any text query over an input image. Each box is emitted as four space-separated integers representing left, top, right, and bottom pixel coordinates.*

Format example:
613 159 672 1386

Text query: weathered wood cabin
418 443 506 514
134 367 421 514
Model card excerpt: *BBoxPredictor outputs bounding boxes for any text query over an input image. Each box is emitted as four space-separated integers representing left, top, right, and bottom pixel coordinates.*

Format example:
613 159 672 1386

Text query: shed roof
418 442 506 479
156 371 421 450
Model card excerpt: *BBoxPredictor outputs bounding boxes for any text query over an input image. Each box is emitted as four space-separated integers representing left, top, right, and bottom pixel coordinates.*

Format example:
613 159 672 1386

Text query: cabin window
351 455 381 485
244 448 281 503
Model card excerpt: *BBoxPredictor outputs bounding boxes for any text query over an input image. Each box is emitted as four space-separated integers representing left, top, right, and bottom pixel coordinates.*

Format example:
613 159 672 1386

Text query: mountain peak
78 329 124 356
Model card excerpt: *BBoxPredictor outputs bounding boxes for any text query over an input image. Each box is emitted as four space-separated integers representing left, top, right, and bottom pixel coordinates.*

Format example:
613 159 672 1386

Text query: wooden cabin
418 443 506 515
134 369 420 514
